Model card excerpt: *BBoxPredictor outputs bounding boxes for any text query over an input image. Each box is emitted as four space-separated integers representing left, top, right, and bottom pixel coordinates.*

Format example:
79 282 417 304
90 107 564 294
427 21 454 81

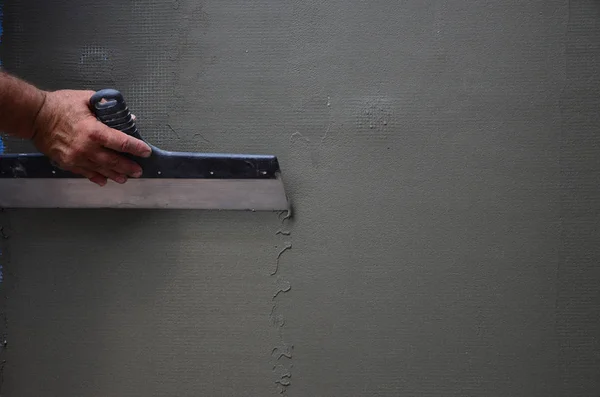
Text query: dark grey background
0 1 599 396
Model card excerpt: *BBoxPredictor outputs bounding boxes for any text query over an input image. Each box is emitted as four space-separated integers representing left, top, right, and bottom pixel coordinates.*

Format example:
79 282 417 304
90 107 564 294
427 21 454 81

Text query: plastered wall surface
1 1 599 396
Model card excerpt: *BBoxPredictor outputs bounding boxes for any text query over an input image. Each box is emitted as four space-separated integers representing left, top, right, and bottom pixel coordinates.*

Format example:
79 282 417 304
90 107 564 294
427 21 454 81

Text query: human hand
31 90 152 186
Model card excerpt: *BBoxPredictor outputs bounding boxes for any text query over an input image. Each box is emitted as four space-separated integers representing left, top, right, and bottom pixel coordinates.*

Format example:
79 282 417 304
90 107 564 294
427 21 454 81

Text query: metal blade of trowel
0 89 289 210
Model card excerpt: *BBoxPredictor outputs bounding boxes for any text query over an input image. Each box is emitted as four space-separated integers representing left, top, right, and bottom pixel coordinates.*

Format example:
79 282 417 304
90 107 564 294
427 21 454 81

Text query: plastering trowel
0 89 289 210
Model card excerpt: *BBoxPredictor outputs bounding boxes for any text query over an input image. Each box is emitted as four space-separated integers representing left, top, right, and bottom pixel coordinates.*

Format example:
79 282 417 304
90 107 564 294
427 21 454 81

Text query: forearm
0 71 46 139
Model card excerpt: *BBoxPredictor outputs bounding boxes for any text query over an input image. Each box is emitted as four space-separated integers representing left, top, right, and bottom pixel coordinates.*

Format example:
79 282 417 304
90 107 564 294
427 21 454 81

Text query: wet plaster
270 211 293 394
1 1 600 396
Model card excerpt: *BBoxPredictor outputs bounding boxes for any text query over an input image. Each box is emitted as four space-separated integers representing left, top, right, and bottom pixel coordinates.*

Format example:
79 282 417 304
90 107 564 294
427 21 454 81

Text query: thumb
96 124 151 157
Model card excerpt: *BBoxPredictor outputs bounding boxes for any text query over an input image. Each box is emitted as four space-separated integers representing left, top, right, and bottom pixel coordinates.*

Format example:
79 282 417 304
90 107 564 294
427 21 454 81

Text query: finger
97 168 128 184
68 167 107 187
90 149 143 178
93 124 152 158
84 159 128 184
89 174 109 186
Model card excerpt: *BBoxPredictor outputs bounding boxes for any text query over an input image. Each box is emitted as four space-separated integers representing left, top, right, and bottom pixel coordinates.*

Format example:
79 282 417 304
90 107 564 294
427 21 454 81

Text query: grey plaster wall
1 1 599 396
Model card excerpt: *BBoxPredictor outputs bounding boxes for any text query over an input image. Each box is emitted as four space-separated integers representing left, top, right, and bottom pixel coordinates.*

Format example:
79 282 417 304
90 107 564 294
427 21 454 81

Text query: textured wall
0 1 599 396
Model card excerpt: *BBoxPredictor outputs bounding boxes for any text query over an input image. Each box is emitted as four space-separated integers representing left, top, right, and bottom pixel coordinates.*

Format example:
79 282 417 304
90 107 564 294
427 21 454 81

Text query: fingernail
132 170 143 178
116 176 127 184
141 147 152 158
95 180 106 187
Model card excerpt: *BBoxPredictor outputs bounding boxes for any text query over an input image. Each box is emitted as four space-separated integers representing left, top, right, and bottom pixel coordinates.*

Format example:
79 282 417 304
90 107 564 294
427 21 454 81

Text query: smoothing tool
0 89 289 210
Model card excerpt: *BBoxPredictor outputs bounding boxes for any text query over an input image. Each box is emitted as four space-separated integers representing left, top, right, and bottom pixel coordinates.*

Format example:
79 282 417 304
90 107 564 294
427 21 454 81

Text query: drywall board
0 0 599 396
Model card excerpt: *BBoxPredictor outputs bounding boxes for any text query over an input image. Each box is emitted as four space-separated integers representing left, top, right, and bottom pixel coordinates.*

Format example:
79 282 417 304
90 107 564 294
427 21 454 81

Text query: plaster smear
270 212 293 394
1 1 600 396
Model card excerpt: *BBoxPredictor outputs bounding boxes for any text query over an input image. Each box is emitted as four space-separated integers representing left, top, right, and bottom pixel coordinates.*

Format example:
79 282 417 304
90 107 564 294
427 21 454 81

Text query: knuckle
107 155 120 168
61 146 84 167
89 128 104 142
72 144 86 156
119 139 131 153
60 155 75 168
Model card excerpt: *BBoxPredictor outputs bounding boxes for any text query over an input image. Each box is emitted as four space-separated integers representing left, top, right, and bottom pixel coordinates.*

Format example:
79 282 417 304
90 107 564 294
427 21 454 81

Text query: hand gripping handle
89 89 143 141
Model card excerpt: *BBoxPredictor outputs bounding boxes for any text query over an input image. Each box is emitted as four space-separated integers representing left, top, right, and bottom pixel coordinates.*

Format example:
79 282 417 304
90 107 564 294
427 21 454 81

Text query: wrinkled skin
32 90 152 186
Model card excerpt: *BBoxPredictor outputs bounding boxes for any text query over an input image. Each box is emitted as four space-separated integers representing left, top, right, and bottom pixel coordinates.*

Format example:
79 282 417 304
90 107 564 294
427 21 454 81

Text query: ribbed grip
89 89 142 140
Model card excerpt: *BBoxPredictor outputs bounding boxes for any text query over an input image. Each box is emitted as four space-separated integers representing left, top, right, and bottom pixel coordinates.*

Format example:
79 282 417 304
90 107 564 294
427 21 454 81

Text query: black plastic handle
90 89 143 140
